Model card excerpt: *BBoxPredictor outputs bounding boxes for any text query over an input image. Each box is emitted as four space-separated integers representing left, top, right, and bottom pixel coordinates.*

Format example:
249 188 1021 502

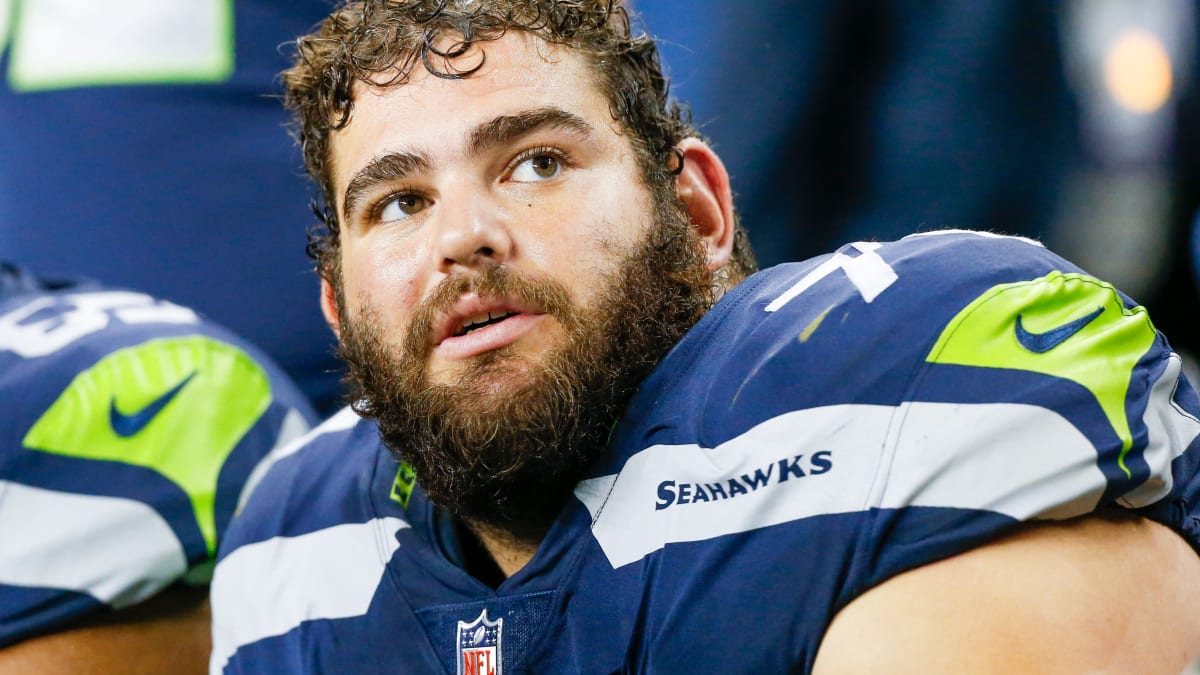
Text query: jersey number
765 241 899 312
0 291 198 358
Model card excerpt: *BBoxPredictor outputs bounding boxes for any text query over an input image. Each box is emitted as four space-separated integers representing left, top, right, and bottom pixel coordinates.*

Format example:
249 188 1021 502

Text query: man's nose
433 191 515 273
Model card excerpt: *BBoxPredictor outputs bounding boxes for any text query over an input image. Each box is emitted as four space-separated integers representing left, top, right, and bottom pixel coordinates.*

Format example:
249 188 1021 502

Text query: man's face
325 32 717 532
329 32 660 392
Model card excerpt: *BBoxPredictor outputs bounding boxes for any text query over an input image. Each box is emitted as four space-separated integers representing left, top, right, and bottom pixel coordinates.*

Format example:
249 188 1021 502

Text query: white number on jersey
0 291 198 358
765 242 899 313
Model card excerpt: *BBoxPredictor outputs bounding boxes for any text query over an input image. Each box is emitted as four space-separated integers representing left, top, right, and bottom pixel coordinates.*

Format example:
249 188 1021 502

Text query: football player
0 262 317 673
211 2 1200 672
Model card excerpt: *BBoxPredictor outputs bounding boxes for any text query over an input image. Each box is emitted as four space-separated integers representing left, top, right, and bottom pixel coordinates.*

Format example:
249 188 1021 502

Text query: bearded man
210 1 1200 673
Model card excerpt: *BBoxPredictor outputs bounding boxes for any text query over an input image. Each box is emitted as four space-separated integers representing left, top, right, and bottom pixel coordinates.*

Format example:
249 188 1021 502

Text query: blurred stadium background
2 0 1199 401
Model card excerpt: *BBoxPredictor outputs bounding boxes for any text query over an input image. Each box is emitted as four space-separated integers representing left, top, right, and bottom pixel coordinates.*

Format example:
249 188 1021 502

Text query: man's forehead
331 31 616 182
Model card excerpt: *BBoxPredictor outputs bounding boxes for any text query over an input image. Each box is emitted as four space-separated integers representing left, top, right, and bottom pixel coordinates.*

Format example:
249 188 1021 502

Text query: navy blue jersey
211 231 1200 674
0 271 318 647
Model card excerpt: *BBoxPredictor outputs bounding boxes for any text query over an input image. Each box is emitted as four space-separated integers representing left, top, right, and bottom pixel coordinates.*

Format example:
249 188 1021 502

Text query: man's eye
378 194 426 222
511 154 562 182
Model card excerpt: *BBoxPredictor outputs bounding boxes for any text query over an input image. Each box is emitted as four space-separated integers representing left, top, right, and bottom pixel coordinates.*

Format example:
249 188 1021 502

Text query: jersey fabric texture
211 231 1200 674
0 269 318 647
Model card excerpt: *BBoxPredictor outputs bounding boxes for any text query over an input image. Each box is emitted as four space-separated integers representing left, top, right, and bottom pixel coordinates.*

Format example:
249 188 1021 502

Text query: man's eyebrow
466 107 595 158
342 151 432 220
341 108 592 220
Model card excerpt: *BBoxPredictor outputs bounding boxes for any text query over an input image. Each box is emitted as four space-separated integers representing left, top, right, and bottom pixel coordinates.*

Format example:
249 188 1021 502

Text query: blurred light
1104 29 1173 114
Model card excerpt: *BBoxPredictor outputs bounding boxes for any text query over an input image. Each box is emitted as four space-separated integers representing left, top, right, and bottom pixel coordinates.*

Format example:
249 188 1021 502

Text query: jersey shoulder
583 229 1200 585
0 284 316 647
212 409 413 674
221 407 387 551
0 285 316 442
650 229 1167 441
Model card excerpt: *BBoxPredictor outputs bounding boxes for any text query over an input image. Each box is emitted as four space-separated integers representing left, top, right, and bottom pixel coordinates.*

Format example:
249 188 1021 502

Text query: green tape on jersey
927 271 1158 477
391 461 417 509
23 336 272 554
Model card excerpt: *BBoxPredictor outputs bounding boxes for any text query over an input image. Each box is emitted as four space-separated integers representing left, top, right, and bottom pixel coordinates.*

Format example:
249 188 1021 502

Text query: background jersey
0 272 317 647
212 230 1200 674
0 0 343 412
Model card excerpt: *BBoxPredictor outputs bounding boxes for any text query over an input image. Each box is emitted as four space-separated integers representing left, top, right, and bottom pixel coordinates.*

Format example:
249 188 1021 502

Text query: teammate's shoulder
0 277 318 646
2 282 272 381
2 281 203 349
2 279 313 408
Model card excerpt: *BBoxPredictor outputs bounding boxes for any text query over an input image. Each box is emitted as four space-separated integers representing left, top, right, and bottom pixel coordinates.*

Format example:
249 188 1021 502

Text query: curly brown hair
283 0 756 282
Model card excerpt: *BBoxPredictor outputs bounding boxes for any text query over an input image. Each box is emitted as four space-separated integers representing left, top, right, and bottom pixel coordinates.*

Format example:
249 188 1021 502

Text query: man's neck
461 520 542 582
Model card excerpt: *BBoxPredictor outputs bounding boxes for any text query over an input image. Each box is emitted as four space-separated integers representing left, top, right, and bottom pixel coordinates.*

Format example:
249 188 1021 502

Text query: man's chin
428 350 546 399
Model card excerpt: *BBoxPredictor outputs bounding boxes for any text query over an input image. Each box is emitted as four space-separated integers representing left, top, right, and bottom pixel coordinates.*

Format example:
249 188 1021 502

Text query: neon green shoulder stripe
927 271 1157 477
23 336 272 554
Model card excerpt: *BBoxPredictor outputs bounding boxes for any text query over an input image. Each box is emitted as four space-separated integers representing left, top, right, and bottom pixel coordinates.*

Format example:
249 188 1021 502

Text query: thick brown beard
336 192 714 540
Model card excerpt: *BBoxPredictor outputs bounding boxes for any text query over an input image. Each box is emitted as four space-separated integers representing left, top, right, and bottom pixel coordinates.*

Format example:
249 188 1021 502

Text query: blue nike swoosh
109 371 198 438
1014 306 1105 353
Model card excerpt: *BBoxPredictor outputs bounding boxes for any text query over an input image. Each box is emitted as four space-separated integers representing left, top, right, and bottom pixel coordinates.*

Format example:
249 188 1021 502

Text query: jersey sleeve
0 288 317 647
578 230 1200 648
828 232 1200 606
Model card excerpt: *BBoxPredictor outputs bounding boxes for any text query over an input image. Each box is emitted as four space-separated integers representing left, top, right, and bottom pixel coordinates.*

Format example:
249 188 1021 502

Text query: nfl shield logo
457 609 503 675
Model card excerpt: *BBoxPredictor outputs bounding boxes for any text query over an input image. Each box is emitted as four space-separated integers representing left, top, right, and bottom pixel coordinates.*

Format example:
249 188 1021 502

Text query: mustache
402 264 577 356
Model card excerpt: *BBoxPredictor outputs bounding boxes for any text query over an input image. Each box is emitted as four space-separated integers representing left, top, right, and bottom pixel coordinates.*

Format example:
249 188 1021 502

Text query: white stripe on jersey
0 481 186 608
878 401 1105 518
577 404 894 569
210 517 409 673
1121 355 1199 508
578 400 1117 569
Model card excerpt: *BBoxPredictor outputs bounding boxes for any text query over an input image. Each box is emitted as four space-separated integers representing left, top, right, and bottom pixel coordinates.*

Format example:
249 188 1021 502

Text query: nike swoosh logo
109 371 198 438
1014 306 1105 353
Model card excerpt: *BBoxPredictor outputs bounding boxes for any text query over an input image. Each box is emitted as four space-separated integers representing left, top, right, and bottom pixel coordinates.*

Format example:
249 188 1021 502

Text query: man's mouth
454 311 519 337
432 305 545 363
428 293 549 362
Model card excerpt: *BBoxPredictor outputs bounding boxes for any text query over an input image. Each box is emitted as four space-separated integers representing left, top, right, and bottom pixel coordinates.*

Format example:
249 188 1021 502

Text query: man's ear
320 277 342 339
674 137 735 272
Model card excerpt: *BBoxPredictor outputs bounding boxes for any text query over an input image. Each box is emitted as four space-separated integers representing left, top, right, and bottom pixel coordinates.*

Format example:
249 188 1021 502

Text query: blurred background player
0 0 343 413
0 262 316 673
